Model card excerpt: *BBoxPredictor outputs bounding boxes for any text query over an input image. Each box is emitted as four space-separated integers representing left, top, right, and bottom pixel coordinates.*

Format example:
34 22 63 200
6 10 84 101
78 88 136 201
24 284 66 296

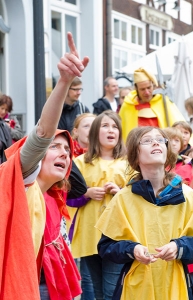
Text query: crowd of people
1 32 193 300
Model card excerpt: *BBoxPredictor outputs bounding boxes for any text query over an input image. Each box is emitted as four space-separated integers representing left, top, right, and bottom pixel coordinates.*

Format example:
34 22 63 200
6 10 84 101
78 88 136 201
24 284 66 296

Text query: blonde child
72 113 96 157
163 127 193 186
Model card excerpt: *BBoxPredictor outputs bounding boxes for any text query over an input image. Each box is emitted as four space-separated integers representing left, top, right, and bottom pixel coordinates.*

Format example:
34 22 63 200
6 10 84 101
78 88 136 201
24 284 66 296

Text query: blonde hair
163 127 184 153
71 113 96 139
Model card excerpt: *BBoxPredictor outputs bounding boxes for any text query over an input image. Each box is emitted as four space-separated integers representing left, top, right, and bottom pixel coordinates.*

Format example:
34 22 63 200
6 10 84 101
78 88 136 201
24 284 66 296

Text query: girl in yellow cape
96 126 193 300
69 110 128 299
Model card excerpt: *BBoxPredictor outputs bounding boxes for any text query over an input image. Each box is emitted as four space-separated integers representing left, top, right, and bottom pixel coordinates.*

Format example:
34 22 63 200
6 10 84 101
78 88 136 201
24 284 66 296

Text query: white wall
80 0 103 112
2 0 35 133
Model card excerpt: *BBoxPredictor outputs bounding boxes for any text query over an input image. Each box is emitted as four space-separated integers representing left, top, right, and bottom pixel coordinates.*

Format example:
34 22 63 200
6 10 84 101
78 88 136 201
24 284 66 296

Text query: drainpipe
33 0 46 123
106 0 112 77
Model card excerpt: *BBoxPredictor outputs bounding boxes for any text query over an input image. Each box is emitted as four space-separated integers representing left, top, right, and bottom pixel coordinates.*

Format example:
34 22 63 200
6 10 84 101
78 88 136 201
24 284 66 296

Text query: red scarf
73 139 87 157
42 192 82 299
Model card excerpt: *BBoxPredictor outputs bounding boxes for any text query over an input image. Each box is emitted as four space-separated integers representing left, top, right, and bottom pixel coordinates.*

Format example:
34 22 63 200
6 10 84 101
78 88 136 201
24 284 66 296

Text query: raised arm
37 32 89 138
20 33 89 178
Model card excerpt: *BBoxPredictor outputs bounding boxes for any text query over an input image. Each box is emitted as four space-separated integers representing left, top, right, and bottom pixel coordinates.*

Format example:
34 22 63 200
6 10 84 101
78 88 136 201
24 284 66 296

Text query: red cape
43 192 82 299
173 161 193 187
42 130 81 299
0 143 40 299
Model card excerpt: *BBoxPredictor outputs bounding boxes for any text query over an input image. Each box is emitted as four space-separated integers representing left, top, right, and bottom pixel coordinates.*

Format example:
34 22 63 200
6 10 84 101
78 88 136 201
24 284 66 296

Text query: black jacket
92 98 112 115
58 101 89 133
0 119 12 163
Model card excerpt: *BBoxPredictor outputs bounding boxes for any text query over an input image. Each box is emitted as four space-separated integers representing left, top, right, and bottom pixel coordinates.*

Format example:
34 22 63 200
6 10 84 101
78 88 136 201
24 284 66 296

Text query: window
57 0 77 4
51 9 79 82
131 25 143 45
112 12 146 75
51 11 62 69
149 26 162 49
131 53 143 62
113 19 127 41
65 0 76 4
65 15 77 50
150 29 159 46
165 32 180 45
113 48 128 71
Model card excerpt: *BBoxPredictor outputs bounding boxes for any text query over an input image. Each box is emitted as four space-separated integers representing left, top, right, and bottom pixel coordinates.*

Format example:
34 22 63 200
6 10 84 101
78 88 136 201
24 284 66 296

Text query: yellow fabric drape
119 90 185 142
26 181 46 257
96 183 193 300
69 155 128 258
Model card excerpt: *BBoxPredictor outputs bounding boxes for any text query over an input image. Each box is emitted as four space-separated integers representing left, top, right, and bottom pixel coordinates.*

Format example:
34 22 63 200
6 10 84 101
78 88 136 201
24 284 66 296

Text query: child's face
0 104 8 119
170 137 181 154
175 125 191 150
99 115 119 152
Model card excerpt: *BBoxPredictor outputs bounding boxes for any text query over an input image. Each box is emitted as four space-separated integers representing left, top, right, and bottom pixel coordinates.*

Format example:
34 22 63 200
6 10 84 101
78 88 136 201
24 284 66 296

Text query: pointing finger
67 32 79 58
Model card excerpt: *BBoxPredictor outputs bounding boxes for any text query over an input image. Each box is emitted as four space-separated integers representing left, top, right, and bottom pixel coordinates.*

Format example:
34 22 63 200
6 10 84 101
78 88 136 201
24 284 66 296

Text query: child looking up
72 113 96 157
172 121 192 156
69 110 128 300
163 127 193 186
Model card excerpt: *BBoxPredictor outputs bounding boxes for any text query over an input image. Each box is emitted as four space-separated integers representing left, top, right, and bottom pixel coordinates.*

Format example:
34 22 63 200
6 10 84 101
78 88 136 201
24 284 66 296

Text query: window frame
50 2 81 81
149 25 162 49
112 11 146 75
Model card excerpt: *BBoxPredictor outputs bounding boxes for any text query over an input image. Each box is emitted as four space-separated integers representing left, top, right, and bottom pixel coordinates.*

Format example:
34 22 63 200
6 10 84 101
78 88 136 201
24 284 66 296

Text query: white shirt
110 99 118 112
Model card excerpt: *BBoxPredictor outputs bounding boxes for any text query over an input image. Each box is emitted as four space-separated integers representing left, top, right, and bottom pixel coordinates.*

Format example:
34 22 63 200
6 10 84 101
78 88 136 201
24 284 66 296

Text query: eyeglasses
139 137 168 145
69 88 83 92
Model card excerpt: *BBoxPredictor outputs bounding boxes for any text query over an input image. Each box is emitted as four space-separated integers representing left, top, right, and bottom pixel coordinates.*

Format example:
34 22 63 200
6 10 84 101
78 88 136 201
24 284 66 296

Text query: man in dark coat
93 77 119 115
58 77 89 133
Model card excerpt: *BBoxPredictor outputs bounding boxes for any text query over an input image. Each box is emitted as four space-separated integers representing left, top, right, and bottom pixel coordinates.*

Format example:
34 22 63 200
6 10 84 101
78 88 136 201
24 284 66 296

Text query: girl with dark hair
96 126 193 300
68 110 128 300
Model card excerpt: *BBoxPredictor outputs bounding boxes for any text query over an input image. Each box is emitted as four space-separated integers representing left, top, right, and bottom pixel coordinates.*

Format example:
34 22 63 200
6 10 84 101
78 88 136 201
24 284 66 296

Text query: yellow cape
119 90 185 142
69 155 128 258
26 181 46 257
96 184 193 300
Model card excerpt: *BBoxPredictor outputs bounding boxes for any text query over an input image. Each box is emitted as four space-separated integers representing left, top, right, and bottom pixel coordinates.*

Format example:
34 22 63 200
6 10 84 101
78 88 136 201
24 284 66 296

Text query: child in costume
163 127 193 186
70 112 96 300
0 32 89 300
172 121 192 155
68 110 128 300
72 112 96 157
96 126 193 300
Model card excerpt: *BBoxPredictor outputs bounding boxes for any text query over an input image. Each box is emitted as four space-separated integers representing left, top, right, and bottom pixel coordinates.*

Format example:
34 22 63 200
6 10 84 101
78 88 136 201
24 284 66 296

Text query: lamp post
33 0 46 123
106 0 112 77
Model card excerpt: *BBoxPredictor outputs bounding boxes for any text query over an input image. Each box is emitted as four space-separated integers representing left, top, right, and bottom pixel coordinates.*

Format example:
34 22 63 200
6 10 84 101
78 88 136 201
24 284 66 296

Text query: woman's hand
154 241 178 261
57 32 89 83
134 244 157 265
37 32 89 138
103 182 121 195
85 187 106 201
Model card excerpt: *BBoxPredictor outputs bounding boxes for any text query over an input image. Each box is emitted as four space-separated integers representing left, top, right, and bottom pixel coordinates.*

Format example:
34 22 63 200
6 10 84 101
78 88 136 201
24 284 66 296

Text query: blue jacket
98 178 193 300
